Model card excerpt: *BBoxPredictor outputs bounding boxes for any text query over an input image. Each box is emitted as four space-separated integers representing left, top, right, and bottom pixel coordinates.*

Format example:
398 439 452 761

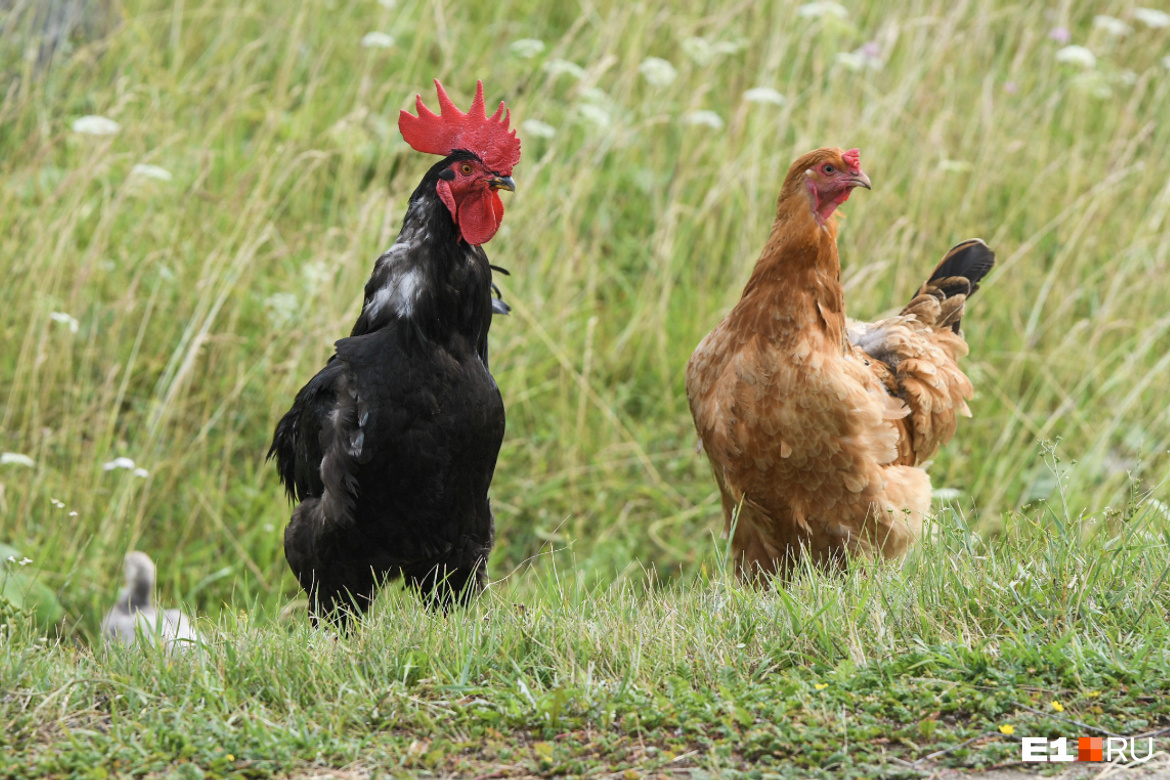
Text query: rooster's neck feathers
351 153 493 341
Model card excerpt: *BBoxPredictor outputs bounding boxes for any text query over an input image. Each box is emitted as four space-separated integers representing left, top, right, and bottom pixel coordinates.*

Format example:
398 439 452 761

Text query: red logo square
1079 737 1103 762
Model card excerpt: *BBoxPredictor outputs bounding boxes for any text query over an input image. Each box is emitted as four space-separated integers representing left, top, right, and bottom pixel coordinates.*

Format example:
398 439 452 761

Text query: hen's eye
460 163 473 175
823 164 835 174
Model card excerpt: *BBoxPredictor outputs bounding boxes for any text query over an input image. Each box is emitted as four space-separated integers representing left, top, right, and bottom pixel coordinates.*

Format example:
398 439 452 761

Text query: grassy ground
1 0 1169 776
4 512 1170 778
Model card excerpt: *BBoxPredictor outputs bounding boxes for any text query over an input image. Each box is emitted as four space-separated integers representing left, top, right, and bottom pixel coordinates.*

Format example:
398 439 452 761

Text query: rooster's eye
823 164 835 174
460 164 473 175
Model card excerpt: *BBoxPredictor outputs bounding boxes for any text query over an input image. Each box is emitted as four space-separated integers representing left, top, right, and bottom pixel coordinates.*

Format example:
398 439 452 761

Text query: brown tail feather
902 239 996 333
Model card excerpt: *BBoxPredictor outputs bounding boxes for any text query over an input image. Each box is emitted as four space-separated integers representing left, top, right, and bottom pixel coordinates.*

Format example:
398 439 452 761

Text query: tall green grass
1 0 1168 630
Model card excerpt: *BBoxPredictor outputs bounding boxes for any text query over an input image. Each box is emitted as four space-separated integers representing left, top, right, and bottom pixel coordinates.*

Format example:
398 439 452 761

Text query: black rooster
269 81 521 625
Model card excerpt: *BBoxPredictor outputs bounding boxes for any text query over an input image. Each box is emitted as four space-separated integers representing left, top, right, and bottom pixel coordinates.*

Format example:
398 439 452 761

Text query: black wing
268 357 345 503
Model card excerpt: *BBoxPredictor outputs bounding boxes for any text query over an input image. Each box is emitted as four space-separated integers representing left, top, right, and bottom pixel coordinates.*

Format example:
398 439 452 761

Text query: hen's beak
489 176 516 192
846 171 872 190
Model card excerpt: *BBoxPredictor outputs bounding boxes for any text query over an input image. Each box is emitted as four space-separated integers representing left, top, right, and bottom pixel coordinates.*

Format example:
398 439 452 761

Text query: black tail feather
927 238 996 298
905 239 996 333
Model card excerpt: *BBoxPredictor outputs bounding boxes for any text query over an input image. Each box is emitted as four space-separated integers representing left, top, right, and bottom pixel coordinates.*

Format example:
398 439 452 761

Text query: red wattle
456 189 503 245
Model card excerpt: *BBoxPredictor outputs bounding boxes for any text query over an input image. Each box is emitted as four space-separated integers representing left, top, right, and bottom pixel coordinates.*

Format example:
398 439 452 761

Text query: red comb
398 79 521 175
842 148 861 172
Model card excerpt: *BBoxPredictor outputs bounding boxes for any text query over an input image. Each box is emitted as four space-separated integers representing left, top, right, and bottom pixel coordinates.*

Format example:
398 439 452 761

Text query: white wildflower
0 453 36 468
51 498 65 508
301 260 331 289
837 43 882 71
638 57 677 87
683 110 724 130
681 37 715 65
360 32 395 48
68 511 78 517
836 50 868 71
797 1 848 19
1055 45 1097 68
579 86 610 104
18 557 31 566
72 115 120 135
1071 70 1113 98
1092 15 1131 36
1135 8 1170 28
932 487 962 501
50 312 79 333
103 457 136 471
130 164 172 182
133 467 149 478
520 119 556 139
575 103 611 129
744 87 786 105
544 58 586 80
264 292 300 327
509 38 545 58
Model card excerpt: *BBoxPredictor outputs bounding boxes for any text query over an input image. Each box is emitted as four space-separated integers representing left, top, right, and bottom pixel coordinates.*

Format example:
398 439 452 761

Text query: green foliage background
1 0 1167 632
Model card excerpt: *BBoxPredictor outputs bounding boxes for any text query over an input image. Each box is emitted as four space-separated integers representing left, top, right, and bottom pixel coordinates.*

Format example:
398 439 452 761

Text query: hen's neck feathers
734 184 847 350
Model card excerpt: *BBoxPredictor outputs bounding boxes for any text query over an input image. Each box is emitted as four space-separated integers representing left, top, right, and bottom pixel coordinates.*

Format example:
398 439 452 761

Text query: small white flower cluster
797 1 847 19
360 32 394 49
509 38 545 59
544 58 586 80
575 103 611 129
683 110 725 130
638 57 677 87
520 119 556 139
50 498 65 508
0 453 35 468
50 312 79 333
743 87 786 106
1092 15 1131 37
265 292 300 328
103 457 149 478
130 164 172 182
837 42 882 72
1055 45 1097 68
301 260 332 289
72 115 120 135
1136 8 1170 28
6 555 33 566
681 37 743 66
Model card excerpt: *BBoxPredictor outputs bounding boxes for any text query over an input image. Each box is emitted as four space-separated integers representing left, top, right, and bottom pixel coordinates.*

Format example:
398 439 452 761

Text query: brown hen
685 147 994 579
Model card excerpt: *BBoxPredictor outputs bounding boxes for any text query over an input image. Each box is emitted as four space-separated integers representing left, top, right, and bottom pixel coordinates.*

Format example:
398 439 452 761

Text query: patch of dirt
926 753 1170 779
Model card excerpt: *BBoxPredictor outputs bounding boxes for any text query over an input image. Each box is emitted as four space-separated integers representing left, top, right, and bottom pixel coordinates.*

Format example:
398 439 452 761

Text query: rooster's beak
490 176 516 192
846 171 872 190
